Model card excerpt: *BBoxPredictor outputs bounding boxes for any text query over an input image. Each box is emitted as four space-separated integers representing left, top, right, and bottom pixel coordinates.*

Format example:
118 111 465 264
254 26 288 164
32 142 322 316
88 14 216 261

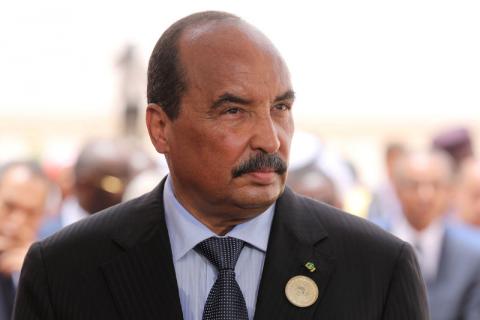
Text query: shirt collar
392 214 445 245
391 213 445 280
163 175 275 262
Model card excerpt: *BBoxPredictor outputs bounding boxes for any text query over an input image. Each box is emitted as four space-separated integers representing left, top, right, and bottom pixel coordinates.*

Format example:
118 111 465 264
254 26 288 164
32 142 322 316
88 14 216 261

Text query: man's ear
146 103 171 154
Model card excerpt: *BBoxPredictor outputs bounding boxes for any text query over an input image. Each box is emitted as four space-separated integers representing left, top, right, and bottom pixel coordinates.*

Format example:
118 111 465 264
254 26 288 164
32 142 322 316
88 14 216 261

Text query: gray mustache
232 152 287 178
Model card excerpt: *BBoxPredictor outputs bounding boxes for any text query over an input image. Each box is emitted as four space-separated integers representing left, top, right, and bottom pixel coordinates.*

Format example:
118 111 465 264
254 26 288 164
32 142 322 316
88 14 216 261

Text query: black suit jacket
0 273 15 320
13 180 429 319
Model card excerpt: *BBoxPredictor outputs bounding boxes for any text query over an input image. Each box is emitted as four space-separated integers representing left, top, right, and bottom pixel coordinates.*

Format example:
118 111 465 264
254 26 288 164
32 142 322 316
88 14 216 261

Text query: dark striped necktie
195 237 249 320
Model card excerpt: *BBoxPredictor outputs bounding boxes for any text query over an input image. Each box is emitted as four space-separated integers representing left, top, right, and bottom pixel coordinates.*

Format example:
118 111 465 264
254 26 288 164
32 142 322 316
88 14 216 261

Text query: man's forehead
181 20 272 50
178 20 284 70
178 21 290 94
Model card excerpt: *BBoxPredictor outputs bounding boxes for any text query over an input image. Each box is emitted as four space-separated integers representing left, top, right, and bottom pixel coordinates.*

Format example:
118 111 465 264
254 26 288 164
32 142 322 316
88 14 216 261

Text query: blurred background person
40 150 77 226
39 138 143 238
368 142 405 222
453 158 480 228
288 131 343 208
122 156 169 201
288 131 354 210
287 161 342 208
288 131 372 215
377 149 480 320
0 160 49 320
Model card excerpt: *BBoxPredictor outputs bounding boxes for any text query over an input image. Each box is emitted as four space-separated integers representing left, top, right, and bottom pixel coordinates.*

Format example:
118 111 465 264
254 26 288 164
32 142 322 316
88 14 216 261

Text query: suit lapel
254 188 336 320
100 180 184 320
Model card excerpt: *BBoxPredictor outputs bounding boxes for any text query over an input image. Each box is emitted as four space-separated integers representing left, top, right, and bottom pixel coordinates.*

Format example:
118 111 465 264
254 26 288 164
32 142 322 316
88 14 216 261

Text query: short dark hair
147 11 240 120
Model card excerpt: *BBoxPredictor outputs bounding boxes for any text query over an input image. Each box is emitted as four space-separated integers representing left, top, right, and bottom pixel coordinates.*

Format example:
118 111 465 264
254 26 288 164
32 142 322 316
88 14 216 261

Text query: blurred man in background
287 131 343 208
287 162 342 208
0 161 49 320
386 149 480 320
39 139 136 238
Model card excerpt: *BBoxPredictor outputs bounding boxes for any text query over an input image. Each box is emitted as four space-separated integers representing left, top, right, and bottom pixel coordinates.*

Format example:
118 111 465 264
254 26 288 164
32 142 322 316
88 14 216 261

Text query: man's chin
233 183 285 209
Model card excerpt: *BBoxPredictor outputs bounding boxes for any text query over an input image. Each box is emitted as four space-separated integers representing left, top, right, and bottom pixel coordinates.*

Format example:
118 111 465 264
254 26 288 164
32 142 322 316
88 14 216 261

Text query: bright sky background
1 0 479 121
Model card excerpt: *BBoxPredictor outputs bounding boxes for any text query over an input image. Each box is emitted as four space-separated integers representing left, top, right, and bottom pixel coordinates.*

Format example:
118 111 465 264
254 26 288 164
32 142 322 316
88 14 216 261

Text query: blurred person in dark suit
0 161 49 320
39 139 134 238
15 11 428 319
382 149 480 320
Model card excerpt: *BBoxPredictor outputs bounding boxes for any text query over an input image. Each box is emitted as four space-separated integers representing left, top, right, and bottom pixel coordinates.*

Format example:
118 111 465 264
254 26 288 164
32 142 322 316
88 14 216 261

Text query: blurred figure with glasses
377 149 480 320
0 161 49 320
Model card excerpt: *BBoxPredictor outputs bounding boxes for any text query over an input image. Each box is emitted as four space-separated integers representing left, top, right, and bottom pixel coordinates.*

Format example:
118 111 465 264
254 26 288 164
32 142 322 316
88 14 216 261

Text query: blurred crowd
1 126 480 319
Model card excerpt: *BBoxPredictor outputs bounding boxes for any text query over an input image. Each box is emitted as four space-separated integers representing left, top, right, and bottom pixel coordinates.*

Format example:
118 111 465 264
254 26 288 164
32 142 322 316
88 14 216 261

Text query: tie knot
195 237 245 271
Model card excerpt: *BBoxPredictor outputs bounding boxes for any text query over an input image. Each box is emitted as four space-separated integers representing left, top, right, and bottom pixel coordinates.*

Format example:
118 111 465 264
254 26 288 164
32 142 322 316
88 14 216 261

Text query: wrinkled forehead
178 20 291 88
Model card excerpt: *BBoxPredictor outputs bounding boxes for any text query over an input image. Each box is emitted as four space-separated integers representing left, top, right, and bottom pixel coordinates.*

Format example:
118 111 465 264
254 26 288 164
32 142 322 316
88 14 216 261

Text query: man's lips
246 169 277 184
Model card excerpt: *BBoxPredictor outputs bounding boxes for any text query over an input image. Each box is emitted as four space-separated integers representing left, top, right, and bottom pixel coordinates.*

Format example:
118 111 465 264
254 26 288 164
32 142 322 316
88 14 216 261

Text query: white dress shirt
163 176 275 320
391 215 444 281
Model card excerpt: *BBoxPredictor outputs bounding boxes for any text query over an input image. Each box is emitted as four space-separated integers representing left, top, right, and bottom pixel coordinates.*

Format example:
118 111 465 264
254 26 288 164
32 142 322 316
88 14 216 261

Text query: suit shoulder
445 225 480 264
292 194 406 256
43 196 142 244
38 190 163 266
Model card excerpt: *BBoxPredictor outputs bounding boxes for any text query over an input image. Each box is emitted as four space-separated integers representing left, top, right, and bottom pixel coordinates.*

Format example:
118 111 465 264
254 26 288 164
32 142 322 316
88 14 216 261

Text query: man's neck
168 178 271 236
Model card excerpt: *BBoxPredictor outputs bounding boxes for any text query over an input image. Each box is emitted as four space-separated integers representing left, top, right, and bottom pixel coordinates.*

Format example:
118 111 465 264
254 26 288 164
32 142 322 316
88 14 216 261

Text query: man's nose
417 183 435 202
250 114 281 154
1 210 28 235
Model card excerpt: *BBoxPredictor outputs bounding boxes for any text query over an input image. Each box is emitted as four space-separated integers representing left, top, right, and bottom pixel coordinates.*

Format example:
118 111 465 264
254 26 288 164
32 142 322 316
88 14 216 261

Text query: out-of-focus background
1 0 479 187
1 1 480 319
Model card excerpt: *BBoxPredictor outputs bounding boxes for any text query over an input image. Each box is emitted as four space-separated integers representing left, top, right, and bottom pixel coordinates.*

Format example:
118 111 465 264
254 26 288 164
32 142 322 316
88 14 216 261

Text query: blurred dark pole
116 44 145 138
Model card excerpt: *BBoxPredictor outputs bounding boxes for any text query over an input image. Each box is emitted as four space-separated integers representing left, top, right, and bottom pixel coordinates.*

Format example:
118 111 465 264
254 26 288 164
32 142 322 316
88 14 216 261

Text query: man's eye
225 107 241 114
273 103 289 111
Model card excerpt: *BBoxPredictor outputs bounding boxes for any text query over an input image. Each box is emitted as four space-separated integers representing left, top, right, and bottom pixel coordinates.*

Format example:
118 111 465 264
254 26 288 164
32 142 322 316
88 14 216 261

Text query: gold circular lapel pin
285 275 319 308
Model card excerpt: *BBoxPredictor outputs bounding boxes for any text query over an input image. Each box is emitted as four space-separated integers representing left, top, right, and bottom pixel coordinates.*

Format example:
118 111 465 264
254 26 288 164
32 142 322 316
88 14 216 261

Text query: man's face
393 155 452 230
75 162 130 214
151 22 294 221
0 167 48 251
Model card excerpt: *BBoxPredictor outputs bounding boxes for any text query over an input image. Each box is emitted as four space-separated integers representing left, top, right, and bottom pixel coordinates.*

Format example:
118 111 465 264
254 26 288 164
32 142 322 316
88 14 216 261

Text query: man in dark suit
14 11 429 319
373 149 480 319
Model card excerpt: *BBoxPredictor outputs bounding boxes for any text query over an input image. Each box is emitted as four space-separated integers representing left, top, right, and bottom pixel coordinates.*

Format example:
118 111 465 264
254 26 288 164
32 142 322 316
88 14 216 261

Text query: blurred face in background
392 151 453 231
73 139 134 215
385 144 405 179
0 166 48 273
75 178 123 214
454 159 480 226
287 169 342 209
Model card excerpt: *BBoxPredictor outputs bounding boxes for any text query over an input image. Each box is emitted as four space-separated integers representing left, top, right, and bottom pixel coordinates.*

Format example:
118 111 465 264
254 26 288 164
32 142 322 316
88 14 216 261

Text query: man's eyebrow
274 90 295 102
210 90 295 110
211 93 253 110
